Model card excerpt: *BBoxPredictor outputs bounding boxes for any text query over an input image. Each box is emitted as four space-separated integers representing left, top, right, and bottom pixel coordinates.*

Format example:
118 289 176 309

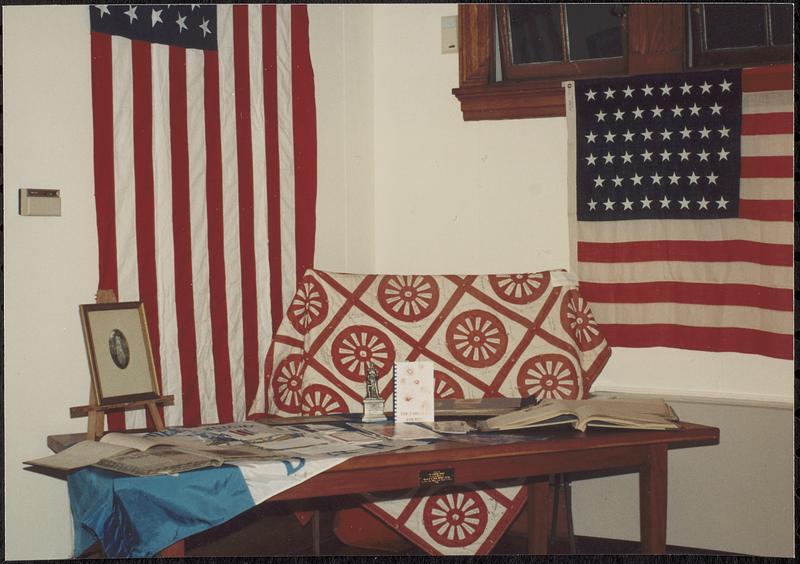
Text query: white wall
4 6 100 560
4 3 794 559
309 4 375 274
2 5 355 559
309 5 348 271
572 398 794 556
373 5 568 274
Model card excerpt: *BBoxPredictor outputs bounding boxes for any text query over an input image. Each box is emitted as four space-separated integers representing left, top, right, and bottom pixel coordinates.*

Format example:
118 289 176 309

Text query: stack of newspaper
25 421 430 477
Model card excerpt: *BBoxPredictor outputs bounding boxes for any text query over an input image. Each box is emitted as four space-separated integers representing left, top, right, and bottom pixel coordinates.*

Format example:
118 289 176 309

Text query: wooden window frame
453 4 792 121
496 5 628 81
453 4 687 121
688 3 793 69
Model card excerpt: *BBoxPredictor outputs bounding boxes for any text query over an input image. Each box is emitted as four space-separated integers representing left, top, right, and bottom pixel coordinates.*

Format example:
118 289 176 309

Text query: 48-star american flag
567 65 793 360
89 4 318 429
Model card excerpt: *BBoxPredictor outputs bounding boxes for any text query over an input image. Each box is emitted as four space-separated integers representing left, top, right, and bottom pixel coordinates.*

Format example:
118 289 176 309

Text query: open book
476 398 680 433
24 433 232 476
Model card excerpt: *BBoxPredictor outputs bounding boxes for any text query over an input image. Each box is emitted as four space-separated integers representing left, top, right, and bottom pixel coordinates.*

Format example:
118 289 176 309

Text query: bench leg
527 476 550 554
639 444 668 554
158 540 185 558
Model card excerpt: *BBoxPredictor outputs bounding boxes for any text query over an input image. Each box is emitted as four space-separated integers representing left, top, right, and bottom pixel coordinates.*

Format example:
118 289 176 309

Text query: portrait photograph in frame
79 301 160 406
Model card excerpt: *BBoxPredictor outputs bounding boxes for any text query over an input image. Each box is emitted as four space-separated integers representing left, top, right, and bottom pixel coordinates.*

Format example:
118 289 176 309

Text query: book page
101 432 164 452
154 438 291 460
394 361 434 423
434 397 524 416
583 419 679 431
95 446 224 476
572 399 678 423
479 401 578 430
569 399 680 431
24 440 132 471
418 420 475 434
480 398 679 432
241 434 330 451
347 422 442 441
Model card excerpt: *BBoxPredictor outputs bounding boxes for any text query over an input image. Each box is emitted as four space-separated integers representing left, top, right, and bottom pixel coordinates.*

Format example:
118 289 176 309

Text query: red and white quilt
248 269 611 554
360 481 528 555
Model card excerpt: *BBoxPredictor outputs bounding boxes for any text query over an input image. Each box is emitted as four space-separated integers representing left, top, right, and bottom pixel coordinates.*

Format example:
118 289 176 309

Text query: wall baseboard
591 387 793 410
563 535 745 556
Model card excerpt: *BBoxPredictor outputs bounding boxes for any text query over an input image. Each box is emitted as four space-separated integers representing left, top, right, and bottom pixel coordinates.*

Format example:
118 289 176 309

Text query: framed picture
79 301 160 406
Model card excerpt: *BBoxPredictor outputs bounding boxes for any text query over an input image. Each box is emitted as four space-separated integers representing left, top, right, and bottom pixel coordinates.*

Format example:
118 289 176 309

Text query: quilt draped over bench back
249 269 611 418
248 268 610 555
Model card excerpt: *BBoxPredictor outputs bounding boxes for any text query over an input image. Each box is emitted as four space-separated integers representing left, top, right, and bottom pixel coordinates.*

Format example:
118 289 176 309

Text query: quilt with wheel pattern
248 268 611 554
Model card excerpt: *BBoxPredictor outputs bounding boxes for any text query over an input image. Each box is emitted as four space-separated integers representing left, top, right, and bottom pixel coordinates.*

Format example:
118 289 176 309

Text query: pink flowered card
393 361 434 423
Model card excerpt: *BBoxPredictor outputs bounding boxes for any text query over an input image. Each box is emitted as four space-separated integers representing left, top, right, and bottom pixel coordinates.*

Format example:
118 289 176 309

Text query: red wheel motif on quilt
331 325 396 382
271 354 305 413
434 371 464 400
422 489 489 548
446 310 508 368
301 384 348 416
489 272 550 305
517 353 579 400
378 275 440 322
560 289 603 352
287 275 329 335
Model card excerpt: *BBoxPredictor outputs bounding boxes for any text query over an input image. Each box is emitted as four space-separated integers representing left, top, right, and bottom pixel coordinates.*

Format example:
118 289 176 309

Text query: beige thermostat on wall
441 15 458 54
19 189 61 216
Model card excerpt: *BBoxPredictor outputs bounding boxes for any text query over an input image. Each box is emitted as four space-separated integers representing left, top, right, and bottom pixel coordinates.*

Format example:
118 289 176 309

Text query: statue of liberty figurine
365 362 381 400
362 362 386 422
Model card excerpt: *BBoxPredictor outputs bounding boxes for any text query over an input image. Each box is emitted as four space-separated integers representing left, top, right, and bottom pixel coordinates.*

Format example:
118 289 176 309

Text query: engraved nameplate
419 468 455 486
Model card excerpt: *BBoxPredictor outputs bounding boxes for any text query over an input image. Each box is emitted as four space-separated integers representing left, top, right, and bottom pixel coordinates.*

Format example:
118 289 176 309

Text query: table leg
158 540 185 558
312 509 320 556
527 476 550 554
639 444 668 553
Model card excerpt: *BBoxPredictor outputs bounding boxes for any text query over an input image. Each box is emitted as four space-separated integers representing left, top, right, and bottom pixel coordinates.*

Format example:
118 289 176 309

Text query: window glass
769 4 793 46
565 4 624 61
703 4 767 49
508 5 563 64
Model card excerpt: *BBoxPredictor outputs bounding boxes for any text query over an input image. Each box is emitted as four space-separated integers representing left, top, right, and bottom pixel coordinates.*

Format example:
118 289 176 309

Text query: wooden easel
70 289 174 441
70 388 175 441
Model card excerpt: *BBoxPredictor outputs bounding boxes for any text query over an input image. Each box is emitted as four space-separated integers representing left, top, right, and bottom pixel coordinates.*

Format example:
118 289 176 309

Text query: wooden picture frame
79 301 160 406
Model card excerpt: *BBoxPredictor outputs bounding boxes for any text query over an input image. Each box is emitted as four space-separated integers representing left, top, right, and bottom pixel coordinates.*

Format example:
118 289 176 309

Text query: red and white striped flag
567 65 793 360
89 4 317 429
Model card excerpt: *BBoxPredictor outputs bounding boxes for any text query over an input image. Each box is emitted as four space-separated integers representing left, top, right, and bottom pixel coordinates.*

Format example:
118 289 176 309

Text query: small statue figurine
365 362 381 400
362 362 387 422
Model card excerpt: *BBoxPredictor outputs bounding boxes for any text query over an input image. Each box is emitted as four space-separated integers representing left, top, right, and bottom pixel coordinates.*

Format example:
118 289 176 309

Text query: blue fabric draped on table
68 466 253 557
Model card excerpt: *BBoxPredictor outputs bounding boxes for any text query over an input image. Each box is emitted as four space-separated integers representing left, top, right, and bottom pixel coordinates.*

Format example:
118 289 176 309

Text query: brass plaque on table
419 468 455 486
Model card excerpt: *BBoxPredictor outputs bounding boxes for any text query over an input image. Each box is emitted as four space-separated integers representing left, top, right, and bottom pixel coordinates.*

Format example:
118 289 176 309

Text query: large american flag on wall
89 4 317 429
567 65 793 360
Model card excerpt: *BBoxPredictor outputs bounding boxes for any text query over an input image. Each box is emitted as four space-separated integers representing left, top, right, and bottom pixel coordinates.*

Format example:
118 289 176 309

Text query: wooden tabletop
47 421 717 456
46 422 718 495
319 422 718 470
267 422 719 500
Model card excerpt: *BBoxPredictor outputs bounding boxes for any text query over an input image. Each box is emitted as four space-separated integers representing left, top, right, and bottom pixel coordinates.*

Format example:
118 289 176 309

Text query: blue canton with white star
575 69 741 221
90 4 217 51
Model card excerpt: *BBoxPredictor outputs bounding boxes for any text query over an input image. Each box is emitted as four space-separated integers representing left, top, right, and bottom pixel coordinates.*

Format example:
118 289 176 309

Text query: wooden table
49 422 718 556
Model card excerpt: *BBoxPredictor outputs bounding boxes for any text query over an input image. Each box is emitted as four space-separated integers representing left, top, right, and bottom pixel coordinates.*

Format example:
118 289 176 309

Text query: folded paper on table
478 398 680 432
419 420 474 434
25 432 224 475
347 422 443 441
